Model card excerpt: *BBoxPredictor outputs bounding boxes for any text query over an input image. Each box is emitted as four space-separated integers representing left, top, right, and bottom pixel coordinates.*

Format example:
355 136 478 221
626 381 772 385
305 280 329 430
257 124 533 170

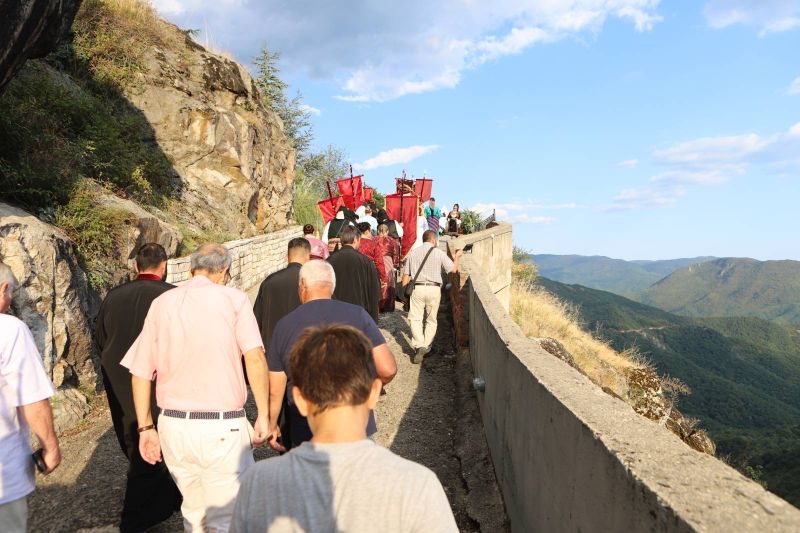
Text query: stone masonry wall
166 226 303 290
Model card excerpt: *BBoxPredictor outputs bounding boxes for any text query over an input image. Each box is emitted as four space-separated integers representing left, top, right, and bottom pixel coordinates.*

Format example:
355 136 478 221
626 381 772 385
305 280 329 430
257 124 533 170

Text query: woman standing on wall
447 204 462 235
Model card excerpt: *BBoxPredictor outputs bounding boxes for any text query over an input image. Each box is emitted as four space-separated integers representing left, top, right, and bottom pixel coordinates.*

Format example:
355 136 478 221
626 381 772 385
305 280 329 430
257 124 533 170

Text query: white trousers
159 415 254 533
409 285 441 349
0 497 26 533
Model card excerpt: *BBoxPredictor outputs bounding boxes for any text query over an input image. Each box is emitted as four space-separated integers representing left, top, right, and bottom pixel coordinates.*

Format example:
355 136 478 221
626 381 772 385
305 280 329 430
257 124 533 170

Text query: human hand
252 415 270 448
268 424 287 453
42 445 61 474
455 249 464 258
139 429 162 465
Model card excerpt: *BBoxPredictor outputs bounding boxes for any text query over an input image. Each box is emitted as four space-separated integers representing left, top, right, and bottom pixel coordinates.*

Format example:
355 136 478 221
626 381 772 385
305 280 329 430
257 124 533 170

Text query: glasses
223 270 231 285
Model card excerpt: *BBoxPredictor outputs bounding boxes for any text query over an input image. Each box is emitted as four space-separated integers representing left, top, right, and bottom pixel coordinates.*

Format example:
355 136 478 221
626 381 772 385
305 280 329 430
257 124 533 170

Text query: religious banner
363 186 374 202
336 175 364 206
384 192 419 257
317 196 345 224
414 178 433 202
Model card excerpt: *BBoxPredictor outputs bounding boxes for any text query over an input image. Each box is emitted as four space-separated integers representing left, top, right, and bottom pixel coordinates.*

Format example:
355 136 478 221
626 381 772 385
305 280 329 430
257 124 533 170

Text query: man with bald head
267 260 397 451
122 243 271 532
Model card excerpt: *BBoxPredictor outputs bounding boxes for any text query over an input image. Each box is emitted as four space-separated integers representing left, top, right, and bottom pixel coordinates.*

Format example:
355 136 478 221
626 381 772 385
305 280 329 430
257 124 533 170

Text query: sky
151 0 800 260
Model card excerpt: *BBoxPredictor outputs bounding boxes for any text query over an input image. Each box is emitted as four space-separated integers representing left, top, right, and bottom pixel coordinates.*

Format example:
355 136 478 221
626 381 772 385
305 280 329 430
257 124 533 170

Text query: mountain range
531 255 800 325
536 277 800 507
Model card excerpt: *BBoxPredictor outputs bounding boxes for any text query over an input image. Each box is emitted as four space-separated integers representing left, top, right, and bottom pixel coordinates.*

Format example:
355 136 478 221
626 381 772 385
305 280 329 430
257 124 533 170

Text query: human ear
366 379 382 410
292 386 310 417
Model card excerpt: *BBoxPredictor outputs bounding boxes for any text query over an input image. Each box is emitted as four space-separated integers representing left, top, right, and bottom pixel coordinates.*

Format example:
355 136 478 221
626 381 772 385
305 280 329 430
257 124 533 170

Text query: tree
253 45 313 160
298 144 350 198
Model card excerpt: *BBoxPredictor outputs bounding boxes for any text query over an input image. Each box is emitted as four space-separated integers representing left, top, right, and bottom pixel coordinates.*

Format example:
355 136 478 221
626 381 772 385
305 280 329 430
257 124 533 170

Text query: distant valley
531 254 800 325
536 277 800 506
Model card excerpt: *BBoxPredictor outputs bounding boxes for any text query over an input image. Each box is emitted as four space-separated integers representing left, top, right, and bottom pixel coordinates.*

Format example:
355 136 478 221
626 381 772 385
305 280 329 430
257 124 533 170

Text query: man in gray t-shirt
231 325 457 533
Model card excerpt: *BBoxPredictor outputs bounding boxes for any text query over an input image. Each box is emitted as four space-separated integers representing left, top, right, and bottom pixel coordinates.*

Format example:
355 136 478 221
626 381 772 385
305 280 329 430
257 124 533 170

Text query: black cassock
95 277 182 533
253 262 302 348
328 246 381 322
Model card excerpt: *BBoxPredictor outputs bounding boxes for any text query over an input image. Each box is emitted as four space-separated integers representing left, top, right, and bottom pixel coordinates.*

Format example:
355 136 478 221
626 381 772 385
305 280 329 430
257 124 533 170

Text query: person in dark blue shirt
266 260 397 451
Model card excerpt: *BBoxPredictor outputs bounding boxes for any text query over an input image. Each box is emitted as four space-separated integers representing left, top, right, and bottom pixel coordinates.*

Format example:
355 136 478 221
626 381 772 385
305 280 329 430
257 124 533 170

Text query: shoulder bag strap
412 246 437 286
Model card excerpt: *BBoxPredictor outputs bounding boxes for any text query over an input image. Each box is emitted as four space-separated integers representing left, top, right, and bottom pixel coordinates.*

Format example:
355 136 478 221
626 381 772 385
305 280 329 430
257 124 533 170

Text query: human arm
132 375 161 465
19 399 60 474
372 344 397 385
448 249 463 273
243 346 270 447
267 371 287 452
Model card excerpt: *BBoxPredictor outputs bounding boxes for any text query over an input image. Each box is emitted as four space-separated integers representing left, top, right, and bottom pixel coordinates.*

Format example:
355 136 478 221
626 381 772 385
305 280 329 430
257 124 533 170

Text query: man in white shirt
0 263 60 532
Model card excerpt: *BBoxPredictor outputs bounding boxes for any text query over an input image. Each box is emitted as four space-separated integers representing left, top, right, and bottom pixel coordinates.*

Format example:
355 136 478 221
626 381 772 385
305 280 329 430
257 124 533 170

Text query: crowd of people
0 195 465 532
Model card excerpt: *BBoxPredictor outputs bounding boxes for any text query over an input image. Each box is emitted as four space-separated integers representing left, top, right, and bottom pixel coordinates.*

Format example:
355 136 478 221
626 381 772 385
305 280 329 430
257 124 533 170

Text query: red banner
384 193 419 257
317 196 344 224
414 178 433 202
363 187 374 202
336 175 364 207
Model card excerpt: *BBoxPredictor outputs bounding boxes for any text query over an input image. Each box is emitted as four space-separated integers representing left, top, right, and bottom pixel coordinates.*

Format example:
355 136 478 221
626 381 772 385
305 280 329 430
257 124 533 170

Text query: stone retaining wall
166 226 303 290
458 225 800 532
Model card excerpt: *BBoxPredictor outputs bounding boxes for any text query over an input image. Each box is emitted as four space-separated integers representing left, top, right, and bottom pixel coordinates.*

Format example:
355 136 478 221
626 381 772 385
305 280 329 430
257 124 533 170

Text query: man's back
253 263 302 348
327 247 380 320
232 440 457 533
122 275 262 411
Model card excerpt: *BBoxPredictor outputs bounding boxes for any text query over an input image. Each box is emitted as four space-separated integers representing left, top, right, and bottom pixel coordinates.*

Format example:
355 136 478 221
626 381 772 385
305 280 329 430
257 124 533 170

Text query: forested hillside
537 277 800 507
637 258 800 325
531 254 715 294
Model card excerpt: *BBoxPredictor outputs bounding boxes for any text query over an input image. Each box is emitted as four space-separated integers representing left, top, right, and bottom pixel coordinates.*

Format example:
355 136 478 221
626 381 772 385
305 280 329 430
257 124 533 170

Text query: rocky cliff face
0 0 82 91
127 33 295 237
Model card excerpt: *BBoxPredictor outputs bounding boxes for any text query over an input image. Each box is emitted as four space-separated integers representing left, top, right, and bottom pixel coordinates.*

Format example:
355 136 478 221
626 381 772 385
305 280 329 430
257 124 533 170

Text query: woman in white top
411 203 429 251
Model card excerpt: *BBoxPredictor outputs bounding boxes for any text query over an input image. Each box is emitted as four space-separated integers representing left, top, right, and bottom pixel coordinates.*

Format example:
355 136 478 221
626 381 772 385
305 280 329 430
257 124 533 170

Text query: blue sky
152 0 800 260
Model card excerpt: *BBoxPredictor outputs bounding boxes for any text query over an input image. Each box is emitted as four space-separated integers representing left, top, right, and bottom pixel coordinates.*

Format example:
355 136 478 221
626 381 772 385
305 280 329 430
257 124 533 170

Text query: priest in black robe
253 237 311 349
327 225 381 322
95 243 181 532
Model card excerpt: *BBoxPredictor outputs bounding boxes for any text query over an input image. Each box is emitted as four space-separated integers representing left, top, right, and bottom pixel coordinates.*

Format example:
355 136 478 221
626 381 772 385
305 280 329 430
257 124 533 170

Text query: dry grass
510 280 643 396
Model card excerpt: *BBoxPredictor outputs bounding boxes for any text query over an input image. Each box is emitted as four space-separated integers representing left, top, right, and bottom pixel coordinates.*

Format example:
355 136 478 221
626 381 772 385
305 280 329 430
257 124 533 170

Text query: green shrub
55 181 134 290
460 209 481 233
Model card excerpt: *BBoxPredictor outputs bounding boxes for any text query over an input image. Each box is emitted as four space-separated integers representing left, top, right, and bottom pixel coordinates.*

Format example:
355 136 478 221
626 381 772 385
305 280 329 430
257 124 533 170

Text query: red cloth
363 187 374 202
337 176 363 206
318 196 345 223
358 237 387 285
384 193 418 257
135 273 162 281
414 178 433 202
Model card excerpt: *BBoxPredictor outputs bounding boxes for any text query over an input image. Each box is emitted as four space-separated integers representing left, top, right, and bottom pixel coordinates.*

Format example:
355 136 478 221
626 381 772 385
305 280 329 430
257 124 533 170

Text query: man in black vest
327 225 381 322
95 243 181 532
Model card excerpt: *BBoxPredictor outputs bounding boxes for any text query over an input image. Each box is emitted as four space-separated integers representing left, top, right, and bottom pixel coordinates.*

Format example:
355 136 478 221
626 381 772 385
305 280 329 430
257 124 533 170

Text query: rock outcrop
0 202 93 428
0 0 82 92
125 31 295 237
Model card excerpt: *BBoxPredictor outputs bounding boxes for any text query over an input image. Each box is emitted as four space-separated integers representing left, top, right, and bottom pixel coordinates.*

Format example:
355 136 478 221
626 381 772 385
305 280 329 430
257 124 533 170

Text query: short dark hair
302 224 315 235
290 324 377 414
429 197 435 202
136 243 167 272
356 222 372 234
422 230 437 243
339 225 359 245
288 237 311 255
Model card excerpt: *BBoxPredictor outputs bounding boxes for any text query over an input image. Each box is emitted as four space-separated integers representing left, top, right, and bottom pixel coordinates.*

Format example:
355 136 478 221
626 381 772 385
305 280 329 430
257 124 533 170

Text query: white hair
190 243 232 274
299 260 336 293
0 262 18 289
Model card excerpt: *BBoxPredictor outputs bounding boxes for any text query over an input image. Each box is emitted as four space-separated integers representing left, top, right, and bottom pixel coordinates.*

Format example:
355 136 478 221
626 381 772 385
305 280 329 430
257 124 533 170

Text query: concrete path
27 286 507 532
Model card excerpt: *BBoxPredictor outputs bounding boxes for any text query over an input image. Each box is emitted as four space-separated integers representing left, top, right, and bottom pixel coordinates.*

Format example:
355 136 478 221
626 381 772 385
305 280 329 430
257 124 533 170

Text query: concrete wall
459 226 800 532
447 223 512 310
166 226 303 290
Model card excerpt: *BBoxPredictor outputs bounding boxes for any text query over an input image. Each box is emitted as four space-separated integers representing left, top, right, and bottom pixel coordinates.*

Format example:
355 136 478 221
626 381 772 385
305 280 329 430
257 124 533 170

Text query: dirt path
29 290 507 532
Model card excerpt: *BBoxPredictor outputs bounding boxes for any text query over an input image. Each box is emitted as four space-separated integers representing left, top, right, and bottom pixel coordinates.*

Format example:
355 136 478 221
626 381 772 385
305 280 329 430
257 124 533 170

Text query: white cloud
618 159 639 168
704 1 800 35
298 104 321 116
353 145 439 171
151 1 663 103
609 122 800 210
471 200 577 223
507 214 556 224
787 76 800 95
605 184 686 211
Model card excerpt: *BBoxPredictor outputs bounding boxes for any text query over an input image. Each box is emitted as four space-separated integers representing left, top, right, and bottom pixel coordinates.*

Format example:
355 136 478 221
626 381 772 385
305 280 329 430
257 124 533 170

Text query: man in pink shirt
122 244 270 532
303 224 329 260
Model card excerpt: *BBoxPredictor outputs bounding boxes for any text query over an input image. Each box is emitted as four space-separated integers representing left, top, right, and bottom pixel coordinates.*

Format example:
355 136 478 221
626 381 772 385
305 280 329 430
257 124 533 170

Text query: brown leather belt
415 282 441 287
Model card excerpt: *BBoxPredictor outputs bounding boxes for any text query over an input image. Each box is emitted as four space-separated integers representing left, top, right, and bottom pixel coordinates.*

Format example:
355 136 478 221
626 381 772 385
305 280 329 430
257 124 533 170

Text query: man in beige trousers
401 230 462 364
